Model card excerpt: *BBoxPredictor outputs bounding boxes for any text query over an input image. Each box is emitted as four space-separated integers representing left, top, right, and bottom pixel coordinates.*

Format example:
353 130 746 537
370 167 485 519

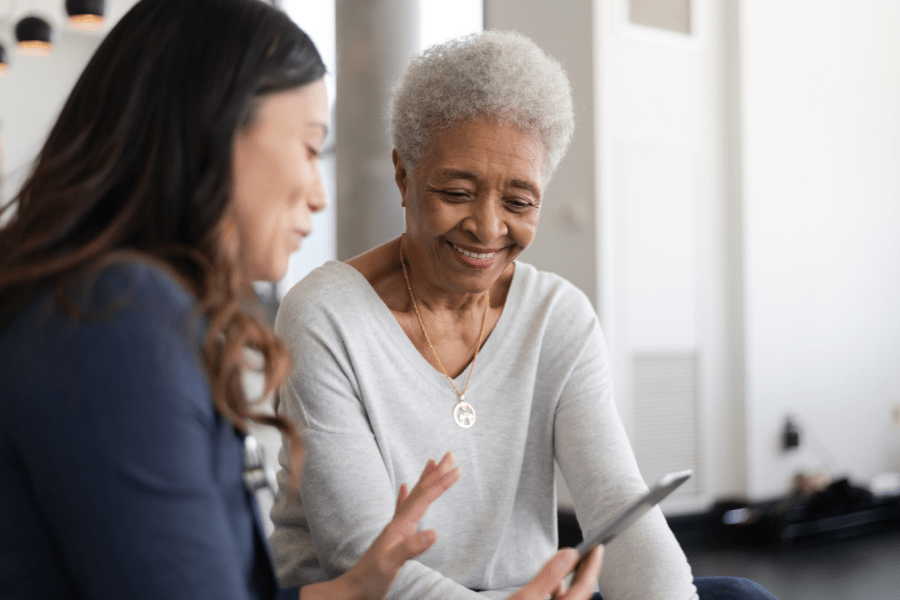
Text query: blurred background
1 1 898 597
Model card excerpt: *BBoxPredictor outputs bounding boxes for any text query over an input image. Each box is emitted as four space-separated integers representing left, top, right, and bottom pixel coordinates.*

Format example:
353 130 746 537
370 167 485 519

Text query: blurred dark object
709 478 900 548
66 0 106 31
803 477 872 517
558 510 582 549
561 478 900 552
16 16 54 56
792 470 831 497
782 417 801 450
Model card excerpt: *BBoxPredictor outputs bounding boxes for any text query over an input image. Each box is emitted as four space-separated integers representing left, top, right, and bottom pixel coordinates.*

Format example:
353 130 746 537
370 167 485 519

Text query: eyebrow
438 169 541 198
509 178 542 199
438 168 479 182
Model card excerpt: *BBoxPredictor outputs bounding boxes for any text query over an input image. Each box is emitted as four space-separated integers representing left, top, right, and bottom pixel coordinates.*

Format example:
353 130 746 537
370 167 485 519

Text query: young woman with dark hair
0 1 465 598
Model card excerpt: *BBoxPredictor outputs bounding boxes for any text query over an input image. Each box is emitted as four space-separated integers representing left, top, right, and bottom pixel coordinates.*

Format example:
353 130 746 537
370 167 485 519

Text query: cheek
250 219 294 281
416 196 464 234
231 204 290 277
513 212 540 246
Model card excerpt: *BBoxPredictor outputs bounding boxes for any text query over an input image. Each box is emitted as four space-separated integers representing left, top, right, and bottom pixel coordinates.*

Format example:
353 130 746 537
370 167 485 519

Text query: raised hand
300 452 461 600
507 545 604 600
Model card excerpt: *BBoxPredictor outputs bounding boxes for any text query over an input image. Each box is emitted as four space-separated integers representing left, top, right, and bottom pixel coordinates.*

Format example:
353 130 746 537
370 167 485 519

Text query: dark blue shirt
0 262 282 599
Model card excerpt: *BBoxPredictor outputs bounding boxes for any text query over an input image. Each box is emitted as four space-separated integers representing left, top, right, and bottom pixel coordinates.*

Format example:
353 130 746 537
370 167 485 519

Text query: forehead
253 79 329 133
419 119 544 190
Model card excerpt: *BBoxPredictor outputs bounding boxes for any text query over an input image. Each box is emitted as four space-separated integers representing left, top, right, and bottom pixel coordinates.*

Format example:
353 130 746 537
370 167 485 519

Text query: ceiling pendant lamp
15 15 54 57
0 44 8 75
66 0 106 32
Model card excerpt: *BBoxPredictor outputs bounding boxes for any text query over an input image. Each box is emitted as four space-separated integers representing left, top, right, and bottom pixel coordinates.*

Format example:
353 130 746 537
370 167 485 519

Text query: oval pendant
453 401 476 428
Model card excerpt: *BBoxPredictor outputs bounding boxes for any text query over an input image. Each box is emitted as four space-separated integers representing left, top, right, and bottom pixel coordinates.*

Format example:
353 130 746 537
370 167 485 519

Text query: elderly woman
270 32 775 600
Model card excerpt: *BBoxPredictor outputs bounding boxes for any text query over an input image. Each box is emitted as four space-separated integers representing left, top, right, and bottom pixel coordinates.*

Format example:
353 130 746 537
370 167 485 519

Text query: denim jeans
591 576 778 599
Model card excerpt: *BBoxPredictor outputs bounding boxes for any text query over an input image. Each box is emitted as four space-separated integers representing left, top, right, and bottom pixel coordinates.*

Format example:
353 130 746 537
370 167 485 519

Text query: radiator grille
631 352 701 498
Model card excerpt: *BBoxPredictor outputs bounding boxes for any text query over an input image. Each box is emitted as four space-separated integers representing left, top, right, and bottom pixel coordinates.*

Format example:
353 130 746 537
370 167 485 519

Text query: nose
307 163 327 213
462 194 506 243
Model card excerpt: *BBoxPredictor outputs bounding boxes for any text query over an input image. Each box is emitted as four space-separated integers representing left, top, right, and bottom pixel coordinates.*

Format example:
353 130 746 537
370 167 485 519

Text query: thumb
390 528 438 564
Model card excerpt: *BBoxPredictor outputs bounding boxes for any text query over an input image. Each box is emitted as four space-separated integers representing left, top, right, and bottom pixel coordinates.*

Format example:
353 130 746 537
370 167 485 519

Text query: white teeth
452 243 494 260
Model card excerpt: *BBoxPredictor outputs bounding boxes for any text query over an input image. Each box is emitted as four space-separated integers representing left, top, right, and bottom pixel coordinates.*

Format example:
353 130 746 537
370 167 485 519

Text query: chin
265 267 289 283
249 262 287 284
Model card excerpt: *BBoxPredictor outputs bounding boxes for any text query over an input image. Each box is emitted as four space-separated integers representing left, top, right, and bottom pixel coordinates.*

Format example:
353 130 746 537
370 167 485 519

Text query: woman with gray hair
270 31 775 600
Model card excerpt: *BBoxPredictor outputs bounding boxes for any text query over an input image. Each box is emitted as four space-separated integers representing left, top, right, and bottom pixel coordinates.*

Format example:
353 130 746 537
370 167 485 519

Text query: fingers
511 546 604 600
395 453 461 526
420 458 438 478
510 548 580 600
394 483 409 515
385 526 439 564
560 545 603 599
342 456 458 600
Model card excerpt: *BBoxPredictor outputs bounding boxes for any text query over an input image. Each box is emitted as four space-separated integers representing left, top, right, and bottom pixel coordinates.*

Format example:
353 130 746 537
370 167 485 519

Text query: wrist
299 574 358 600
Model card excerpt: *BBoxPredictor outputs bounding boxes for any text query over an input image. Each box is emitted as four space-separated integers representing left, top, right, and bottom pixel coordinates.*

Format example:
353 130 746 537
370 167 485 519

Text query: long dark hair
0 0 326 478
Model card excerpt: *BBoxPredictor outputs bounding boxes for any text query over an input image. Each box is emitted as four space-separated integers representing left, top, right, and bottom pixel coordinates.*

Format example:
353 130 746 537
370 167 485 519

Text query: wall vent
629 0 692 35
631 352 701 498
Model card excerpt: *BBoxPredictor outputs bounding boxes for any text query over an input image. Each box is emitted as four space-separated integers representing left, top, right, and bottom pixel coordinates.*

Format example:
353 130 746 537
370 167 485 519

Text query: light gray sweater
270 261 697 600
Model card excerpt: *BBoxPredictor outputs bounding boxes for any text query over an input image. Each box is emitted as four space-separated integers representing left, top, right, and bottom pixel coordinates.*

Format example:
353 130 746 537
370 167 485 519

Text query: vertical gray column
334 0 419 260
484 0 598 308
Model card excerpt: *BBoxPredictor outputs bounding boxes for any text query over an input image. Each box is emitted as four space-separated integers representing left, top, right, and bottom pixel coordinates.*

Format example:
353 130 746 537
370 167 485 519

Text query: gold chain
399 235 489 403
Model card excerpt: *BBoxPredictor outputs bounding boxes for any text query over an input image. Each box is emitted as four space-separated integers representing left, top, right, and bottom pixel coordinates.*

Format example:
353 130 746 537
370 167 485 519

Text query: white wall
483 0 739 511
0 0 139 206
740 0 900 499
595 0 747 510
487 0 900 507
0 32 100 204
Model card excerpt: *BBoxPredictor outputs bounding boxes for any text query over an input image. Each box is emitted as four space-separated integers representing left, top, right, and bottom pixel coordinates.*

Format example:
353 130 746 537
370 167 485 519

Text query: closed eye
440 190 472 201
505 198 537 212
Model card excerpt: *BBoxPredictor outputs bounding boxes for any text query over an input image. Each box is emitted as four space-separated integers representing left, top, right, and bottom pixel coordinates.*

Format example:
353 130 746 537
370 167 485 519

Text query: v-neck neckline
333 260 526 396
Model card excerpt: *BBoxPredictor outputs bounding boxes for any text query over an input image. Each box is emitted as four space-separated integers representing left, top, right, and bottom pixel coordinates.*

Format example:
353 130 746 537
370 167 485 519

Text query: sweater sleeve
1 264 262 600
269 273 486 600
552 300 698 600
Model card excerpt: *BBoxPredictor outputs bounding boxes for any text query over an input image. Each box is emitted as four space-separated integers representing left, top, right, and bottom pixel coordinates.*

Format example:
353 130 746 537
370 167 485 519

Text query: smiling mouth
450 242 498 260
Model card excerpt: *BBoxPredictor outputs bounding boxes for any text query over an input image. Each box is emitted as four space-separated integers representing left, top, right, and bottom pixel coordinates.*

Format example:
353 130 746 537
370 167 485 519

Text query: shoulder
0 258 204 380
0 257 211 424
276 261 374 331
82 258 196 314
505 261 603 363
63 258 203 350
1 258 198 345
513 261 596 323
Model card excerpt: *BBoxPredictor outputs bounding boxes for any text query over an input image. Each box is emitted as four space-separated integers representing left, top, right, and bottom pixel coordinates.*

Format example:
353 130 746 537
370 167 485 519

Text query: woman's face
229 79 329 282
396 118 544 295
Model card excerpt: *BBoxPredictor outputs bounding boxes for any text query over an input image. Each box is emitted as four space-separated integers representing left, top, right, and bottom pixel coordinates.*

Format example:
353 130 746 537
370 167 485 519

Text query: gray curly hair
390 30 575 187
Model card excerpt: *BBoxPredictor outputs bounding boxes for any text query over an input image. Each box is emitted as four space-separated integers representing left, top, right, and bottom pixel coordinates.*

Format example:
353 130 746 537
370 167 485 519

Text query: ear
393 149 408 207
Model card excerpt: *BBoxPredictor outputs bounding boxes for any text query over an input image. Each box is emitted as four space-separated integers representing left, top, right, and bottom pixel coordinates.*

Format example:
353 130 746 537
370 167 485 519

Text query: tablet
574 469 692 557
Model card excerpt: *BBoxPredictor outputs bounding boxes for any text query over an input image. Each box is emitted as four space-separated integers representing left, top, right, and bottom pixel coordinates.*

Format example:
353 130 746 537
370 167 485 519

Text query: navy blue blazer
0 262 292 599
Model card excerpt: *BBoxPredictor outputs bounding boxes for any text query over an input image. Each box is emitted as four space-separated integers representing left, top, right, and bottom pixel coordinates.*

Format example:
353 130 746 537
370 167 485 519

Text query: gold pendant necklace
399 235 489 429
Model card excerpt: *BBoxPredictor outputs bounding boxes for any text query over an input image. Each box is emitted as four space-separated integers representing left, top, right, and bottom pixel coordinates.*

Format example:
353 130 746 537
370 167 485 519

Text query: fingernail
418 529 437 546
